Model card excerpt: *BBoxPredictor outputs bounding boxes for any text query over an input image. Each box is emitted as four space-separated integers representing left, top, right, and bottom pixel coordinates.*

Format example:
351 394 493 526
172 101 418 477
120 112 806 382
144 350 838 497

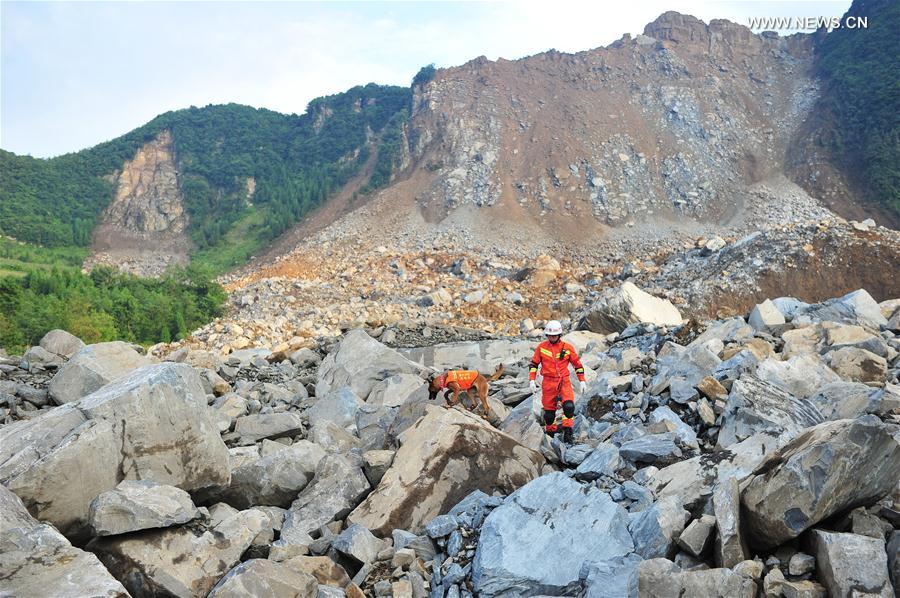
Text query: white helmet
544 320 563 336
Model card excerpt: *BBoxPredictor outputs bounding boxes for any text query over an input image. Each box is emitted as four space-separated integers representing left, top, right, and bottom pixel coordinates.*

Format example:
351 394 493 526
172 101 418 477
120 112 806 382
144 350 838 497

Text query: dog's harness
439 370 478 390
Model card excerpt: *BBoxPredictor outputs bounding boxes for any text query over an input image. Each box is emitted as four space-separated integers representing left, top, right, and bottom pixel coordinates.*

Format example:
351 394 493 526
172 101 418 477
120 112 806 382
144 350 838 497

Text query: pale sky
1 0 851 158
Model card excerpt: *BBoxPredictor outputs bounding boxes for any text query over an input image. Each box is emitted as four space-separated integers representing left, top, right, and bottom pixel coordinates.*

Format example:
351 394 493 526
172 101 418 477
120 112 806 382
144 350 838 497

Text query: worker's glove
579 381 587 394
529 380 538 394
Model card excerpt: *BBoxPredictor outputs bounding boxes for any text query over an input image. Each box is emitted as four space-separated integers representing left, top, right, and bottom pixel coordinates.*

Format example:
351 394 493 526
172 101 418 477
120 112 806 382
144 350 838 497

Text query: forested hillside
815 0 900 214
0 84 411 254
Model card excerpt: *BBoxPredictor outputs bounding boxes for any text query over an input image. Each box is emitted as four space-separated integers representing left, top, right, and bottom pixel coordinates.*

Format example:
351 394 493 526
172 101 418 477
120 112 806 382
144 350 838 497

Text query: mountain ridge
1 2 897 279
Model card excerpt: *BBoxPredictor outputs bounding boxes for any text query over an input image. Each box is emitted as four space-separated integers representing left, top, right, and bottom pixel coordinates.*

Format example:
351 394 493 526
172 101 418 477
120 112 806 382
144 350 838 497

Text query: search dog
427 365 504 419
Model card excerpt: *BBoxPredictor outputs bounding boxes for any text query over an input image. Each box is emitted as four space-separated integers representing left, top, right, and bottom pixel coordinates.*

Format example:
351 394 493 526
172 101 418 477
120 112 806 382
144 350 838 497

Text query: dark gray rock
742 417 900 549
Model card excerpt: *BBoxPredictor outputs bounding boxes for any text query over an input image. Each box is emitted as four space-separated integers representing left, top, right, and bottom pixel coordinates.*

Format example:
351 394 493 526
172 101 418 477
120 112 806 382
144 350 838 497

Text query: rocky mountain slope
271 3 897 261
1 285 899 596
0 87 411 274
2 0 897 279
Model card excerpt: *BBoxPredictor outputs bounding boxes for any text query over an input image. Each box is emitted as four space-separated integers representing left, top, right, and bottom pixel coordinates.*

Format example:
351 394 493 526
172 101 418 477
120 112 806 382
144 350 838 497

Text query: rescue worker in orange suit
529 320 586 444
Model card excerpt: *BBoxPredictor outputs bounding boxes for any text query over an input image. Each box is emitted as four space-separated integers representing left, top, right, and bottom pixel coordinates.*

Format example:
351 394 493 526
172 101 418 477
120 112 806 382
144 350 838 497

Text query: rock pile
1 286 899 597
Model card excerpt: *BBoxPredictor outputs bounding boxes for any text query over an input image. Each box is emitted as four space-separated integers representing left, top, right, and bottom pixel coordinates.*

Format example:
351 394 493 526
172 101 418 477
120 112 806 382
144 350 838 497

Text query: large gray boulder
0 485 129 597
0 363 229 538
307 387 363 430
800 289 888 330
717 375 824 448
89 480 200 536
580 282 682 334
649 432 785 511
581 554 642 598
649 340 721 403
331 524 383 565
575 443 621 480
742 417 900 549
48 341 152 404
355 404 399 451
755 354 841 400
91 507 268 598
499 401 547 454
367 373 426 408
472 472 633 596
619 433 682 464
38 328 85 358
827 346 888 386
221 441 325 509
812 530 893 597
316 330 425 400
627 495 689 559
348 406 544 535
207 559 318 598
748 299 785 332
280 453 371 542
807 381 887 421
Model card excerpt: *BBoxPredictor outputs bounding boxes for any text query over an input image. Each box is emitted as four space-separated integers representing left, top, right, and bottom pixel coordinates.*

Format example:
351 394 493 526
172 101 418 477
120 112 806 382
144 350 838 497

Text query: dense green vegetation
412 64 437 88
0 84 412 270
0 237 88 278
816 0 900 214
0 263 226 354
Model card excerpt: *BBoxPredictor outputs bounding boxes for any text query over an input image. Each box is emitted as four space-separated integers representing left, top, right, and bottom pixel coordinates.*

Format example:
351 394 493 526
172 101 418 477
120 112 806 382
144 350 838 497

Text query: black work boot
562 427 574 445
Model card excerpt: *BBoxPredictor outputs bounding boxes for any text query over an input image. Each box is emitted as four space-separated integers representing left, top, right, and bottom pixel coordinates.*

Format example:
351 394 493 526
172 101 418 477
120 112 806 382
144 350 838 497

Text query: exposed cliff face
399 12 820 233
85 130 191 276
104 130 186 235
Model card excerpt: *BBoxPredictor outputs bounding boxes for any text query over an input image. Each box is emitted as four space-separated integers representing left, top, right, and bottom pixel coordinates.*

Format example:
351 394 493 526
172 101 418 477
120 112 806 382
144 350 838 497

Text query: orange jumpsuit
530 339 585 432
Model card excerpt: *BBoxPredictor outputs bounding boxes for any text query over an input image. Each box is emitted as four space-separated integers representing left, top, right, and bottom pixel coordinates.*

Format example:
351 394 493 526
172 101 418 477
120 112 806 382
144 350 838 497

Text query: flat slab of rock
0 485 128 597
91 507 268 598
366 373 425 408
742 417 900 549
575 443 620 480
90 480 200 536
472 472 633 597
580 282 682 334
233 412 305 444
348 406 544 535
207 559 318 598
49 341 152 404
0 363 229 539
813 530 893 597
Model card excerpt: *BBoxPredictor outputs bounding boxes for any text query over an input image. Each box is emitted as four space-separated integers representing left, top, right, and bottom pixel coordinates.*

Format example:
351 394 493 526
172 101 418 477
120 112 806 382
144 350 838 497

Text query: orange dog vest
440 370 479 390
